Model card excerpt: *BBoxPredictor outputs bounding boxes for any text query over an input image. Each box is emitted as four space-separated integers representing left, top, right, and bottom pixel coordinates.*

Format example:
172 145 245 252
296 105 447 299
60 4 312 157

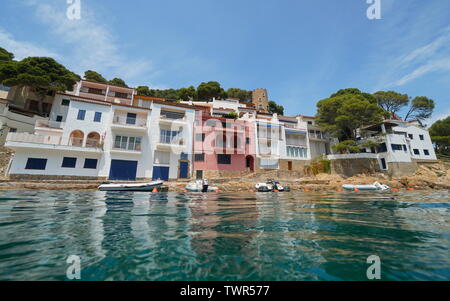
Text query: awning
285 130 306 135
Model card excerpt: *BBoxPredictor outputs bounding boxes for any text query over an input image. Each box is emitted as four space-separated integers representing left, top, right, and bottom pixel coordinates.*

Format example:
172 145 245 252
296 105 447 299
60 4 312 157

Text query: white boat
98 180 164 192
185 180 219 192
255 179 290 192
342 181 390 191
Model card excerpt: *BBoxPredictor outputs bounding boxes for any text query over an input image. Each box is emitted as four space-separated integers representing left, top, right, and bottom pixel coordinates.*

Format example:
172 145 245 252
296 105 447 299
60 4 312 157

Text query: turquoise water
0 190 449 281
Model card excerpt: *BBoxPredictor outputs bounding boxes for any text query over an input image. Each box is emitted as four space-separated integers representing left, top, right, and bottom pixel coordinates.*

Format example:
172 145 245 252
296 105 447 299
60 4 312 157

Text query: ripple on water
0 190 449 280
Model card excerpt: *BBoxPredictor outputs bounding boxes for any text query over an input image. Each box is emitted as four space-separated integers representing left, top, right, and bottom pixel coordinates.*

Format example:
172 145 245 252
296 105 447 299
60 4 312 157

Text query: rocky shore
1 162 448 192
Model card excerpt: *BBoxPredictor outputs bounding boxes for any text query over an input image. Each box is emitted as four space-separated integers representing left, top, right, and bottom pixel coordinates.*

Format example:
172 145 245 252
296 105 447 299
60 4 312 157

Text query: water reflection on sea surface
0 190 449 281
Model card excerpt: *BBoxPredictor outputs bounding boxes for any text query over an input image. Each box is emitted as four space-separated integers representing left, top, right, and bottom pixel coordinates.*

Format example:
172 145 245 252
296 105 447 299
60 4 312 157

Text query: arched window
86 132 101 148
69 130 84 147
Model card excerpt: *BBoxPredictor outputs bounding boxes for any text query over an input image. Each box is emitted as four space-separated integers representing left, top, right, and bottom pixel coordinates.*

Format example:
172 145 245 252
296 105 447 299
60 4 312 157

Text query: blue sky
0 0 449 124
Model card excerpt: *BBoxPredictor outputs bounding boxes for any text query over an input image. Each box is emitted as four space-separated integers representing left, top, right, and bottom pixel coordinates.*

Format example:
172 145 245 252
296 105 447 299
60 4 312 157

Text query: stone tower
252 88 269 111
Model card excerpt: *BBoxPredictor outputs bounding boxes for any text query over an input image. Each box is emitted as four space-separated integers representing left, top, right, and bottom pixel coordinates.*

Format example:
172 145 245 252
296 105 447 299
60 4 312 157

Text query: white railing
7 132 102 149
113 115 147 127
35 120 64 130
6 132 62 145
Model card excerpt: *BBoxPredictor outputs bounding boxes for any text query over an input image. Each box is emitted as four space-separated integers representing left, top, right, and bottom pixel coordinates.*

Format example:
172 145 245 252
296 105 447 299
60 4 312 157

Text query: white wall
9 148 101 177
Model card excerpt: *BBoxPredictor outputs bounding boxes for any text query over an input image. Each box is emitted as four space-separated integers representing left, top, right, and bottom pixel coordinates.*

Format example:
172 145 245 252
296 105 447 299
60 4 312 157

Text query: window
380 158 387 170
160 129 180 144
217 154 231 164
114 135 142 151
126 113 136 125
195 133 205 141
25 158 47 170
413 149 420 155
391 144 403 151
94 112 102 122
402 145 407 152
62 157 77 168
160 110 185 120
194 153 205 162
84 159 98 169
154 151 170 164
307 121 313 125
420 135 424 140
56 115 63 122
61 99 70 106
424 149 430 156
9 128 17 133
246 137 250 144
377 143 387 153
408 134 413 139
115 92 129 99
77 109 86 120
88 87 104 95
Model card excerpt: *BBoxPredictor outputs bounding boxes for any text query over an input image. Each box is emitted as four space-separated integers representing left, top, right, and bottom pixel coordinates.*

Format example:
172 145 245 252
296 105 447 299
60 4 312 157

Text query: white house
5 84 196 181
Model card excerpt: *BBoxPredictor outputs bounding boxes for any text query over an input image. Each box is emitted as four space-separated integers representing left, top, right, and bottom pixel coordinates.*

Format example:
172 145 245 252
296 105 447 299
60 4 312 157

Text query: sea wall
327 154 381 177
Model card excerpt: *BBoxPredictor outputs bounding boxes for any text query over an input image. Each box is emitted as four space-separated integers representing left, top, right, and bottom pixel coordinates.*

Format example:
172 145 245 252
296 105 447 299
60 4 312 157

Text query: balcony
6 133 102 153
157 134 186 151
159 111 187 126
35 120 64 131
111 115 147 131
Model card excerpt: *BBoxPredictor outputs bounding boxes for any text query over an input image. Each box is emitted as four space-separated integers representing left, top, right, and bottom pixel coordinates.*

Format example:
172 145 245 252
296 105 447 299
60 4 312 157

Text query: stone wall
330 158 381 177
279 159 309 175
386 162 418 177
0 147 13 179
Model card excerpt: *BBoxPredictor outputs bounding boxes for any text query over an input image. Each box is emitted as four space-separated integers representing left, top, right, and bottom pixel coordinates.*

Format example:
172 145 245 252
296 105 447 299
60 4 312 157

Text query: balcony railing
6 133 102 150
113 116 147 127
7 132 62 145
159 134 185 145
35 120 64 130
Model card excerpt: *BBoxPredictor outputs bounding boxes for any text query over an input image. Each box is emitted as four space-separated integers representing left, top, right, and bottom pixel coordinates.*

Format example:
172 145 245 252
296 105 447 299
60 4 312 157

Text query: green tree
84 70 108 83
332 140 361 154
223 111 239 119
373 90 409 117
268 100 284 115
197 81 226 101
0 56 80 115
226 88 252 102
429 116 450 156
316 89 386 141
0 47 14 62
177 86 197 101
136 85 152 96
404 96 435 122
108 77 128 88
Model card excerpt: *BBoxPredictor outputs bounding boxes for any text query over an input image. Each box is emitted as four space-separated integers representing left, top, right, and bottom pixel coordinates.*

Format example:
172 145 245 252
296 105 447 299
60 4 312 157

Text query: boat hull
98 181 163 192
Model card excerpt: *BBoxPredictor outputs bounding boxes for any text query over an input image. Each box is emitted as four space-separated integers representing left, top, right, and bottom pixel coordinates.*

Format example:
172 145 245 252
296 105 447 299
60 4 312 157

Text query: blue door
109 160 138 181
152 166 170 181
179 161 189 179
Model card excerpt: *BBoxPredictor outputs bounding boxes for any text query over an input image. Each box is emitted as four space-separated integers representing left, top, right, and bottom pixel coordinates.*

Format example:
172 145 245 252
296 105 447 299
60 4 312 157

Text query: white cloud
393 58 450 87
21 0 153 85
388 27 450 87
0 28 60 60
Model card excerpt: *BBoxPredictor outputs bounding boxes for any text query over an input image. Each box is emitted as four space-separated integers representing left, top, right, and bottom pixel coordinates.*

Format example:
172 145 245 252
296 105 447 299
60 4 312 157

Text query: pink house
193 110 256 179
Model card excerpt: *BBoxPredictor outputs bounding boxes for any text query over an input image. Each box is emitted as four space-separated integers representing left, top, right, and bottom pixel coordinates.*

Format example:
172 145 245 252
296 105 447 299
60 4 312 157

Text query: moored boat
342 181 390 191
255 179 291 192
98 180 164 192
185 180 219 192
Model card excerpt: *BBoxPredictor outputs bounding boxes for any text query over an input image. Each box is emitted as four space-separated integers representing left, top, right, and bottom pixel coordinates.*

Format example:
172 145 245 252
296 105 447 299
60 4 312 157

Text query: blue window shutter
94 112 102 122
25 158 47 170
77 110 86 120
62 157 77 168
84 159 98 169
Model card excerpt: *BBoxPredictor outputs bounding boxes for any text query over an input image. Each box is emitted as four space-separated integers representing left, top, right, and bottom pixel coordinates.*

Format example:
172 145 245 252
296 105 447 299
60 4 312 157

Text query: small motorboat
342 181 390 191
98 180 164 192
255 179 291 192
185 180 219 192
